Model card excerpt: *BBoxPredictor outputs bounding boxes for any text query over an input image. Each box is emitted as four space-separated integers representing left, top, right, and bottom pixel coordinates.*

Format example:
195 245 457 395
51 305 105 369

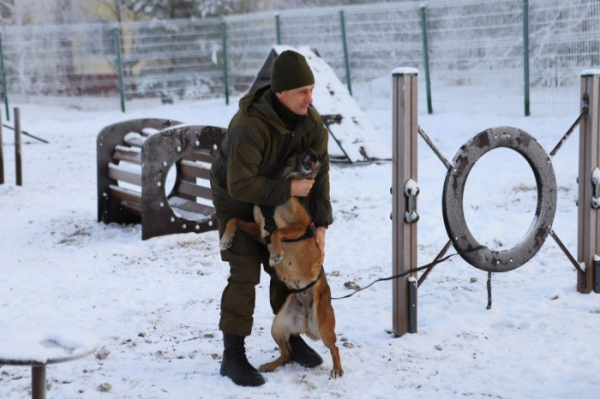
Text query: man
210 50 333 387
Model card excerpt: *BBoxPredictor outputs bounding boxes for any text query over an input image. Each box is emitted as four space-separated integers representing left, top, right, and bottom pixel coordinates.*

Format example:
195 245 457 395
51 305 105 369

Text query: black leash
2 123 50 144
332 246 484 301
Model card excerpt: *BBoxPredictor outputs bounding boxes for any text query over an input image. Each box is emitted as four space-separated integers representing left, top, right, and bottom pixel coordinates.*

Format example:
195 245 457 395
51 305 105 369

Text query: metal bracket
404 178 419 223
408 277 418 333
595 258 600 294
592 167 600 208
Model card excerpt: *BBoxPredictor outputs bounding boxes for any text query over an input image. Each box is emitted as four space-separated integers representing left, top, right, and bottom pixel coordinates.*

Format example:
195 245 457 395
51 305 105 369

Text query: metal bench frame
97 118 225 240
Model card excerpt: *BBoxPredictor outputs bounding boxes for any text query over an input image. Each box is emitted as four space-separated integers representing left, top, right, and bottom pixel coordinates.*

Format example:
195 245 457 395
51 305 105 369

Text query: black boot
289 335 323 368
220 332 265 387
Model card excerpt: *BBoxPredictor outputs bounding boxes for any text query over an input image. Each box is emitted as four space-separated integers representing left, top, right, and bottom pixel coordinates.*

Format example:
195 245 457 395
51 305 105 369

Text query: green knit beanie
270 50 315 93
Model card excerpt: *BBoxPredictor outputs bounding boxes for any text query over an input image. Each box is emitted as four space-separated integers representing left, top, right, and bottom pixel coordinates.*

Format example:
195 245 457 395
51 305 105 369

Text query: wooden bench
97 118 225 240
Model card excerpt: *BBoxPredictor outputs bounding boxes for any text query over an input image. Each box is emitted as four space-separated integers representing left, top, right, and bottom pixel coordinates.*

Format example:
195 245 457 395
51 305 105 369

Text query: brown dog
219 148 343 378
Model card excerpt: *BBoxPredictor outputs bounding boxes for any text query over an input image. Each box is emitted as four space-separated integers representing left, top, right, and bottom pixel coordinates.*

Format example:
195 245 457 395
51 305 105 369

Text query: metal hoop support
391 68 598 340
442 126 557 272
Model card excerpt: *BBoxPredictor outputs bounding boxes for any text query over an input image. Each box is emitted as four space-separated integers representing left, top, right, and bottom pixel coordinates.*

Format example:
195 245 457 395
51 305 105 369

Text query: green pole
339 10 353 96
420 5 433 114
0 29 10 121
275 14 282 45
113 28 126 113
523 0 531 116
221 21 230 106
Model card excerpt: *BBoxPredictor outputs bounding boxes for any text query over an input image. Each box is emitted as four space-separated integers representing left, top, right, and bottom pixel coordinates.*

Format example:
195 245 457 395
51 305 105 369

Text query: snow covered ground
0 78 599 399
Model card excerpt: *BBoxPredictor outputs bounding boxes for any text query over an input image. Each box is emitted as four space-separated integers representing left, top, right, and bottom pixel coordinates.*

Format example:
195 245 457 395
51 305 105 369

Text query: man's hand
291 179 315 197
315 226 326 265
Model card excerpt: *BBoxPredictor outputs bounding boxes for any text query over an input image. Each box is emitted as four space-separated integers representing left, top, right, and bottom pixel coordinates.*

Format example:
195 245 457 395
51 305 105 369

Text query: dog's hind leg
219 218 262 250
321 332 343 378
219 218 239 250
316 288 344 378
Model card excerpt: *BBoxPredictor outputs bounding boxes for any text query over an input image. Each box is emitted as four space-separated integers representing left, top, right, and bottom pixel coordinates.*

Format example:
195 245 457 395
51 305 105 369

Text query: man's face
275 84 315 116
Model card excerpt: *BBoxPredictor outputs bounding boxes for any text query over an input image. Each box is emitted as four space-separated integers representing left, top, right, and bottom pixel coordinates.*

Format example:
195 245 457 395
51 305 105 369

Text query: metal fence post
113 28 126 113
221 20 230 106
523 0 531 116
275 14 282 45
392 68 419 336
420 6 433 115
577 70 600 294
0 29 10 121
0 113 3 184
339 10 353 96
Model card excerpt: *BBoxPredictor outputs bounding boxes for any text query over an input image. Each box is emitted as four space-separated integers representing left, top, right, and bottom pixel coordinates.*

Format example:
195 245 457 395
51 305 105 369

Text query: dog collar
288 265 324 294
260 203 316 245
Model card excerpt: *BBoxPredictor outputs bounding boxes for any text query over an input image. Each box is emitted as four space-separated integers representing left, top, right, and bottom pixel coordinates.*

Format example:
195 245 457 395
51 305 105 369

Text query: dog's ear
278 153 299 179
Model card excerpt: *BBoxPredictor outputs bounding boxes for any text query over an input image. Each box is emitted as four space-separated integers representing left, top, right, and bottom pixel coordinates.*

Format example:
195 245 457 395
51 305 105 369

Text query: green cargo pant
217 218 290 337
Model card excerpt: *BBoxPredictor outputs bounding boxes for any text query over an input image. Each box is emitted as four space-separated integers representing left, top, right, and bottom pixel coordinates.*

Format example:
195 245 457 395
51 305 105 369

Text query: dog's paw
258 363 276 373
330 368 344 379
269 252 283 266
219 234 234 251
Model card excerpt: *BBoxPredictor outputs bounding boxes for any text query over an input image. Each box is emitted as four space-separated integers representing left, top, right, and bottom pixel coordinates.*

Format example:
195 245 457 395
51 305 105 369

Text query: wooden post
392 68 419 336
14 107 21 186
578 70 600 294
31 365 46 399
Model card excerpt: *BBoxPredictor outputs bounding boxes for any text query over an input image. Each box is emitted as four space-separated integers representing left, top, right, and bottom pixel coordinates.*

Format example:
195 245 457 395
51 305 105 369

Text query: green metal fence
0 0 597 116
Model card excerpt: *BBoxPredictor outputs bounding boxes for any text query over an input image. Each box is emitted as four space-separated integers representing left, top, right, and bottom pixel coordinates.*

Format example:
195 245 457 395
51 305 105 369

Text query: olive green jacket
210 85 332 229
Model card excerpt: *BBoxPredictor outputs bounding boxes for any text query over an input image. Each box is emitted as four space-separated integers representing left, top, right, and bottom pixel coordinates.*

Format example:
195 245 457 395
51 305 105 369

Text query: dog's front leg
269 223 310 265
259 301 293 372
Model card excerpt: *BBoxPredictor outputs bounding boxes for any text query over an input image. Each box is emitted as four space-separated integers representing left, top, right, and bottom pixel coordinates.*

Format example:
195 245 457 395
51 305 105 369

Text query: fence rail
0 0 598 117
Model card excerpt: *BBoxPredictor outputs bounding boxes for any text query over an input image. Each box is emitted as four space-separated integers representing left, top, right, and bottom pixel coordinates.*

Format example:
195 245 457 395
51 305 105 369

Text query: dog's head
280 148 321 179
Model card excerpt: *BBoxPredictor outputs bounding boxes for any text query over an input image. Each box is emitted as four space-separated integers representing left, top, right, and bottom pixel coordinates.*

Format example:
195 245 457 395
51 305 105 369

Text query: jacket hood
238 85 290 134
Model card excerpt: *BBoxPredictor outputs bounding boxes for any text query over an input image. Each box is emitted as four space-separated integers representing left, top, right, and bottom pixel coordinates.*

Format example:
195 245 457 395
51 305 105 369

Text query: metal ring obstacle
442 126 557 272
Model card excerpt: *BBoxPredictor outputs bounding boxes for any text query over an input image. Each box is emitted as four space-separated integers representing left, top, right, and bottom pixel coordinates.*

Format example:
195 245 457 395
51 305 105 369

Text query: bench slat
113 145 141 164
170 197 214 216
123 133 145 148
120 200 142 215
109 184 142 205
180 160 211 180
108 163 141 186
185 152 214 163
176 180 213 200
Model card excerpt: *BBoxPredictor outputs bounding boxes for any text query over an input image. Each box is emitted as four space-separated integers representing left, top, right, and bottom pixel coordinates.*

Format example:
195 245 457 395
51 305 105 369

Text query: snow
1 78 599 399
580 69 600 76
0 327 98 364
392 67 419 75
404 178 419 196
592 167 600 185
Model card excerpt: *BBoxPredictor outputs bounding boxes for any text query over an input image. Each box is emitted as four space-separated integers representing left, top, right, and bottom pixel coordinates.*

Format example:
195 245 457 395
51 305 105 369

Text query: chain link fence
0 0 598 116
